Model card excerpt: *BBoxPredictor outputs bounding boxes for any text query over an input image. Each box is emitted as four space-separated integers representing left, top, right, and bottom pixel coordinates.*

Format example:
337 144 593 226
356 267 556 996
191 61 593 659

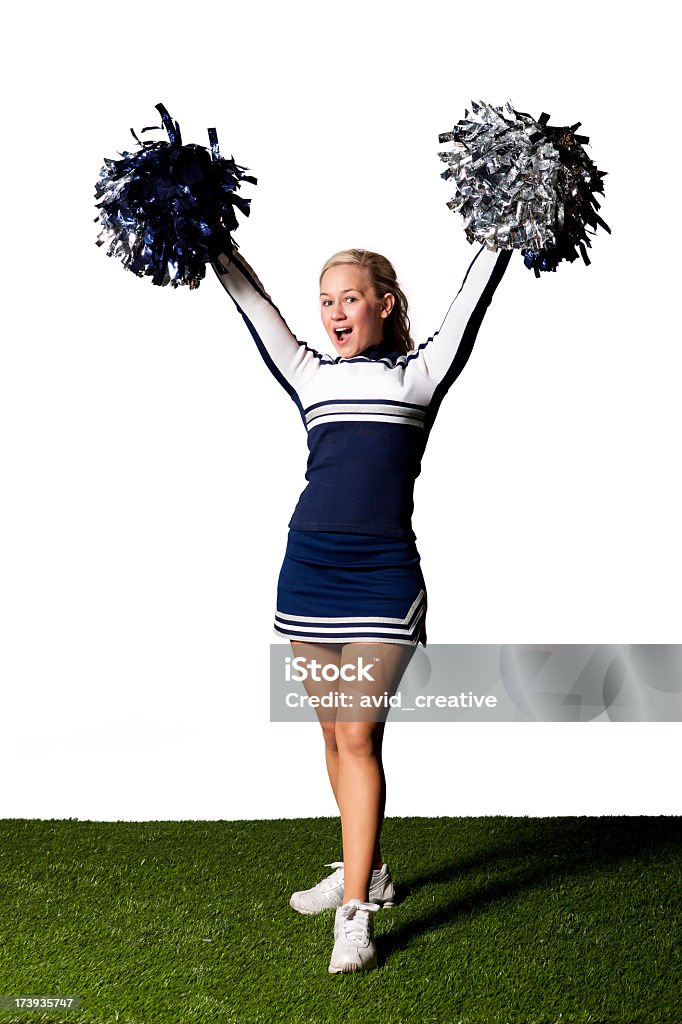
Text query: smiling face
320 263 395 357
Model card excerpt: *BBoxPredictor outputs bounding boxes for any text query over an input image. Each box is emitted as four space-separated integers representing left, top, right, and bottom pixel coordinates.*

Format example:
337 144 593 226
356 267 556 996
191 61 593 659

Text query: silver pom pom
438 99 610 273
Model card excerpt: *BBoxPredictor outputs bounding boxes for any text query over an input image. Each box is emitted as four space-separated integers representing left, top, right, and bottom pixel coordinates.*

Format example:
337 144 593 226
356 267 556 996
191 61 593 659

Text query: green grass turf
0 816 679 1024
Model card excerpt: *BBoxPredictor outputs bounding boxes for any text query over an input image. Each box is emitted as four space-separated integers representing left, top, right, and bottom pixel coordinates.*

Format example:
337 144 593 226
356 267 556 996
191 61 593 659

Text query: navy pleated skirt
274 529 427 646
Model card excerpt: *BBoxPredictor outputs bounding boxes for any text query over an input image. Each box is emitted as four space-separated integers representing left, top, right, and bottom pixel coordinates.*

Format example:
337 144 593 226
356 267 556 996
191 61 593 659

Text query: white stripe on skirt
273 590 425 645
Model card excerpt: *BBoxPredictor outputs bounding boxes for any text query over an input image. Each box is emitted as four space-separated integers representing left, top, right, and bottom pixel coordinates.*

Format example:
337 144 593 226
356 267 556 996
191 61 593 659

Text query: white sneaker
328 899 380 973
289 861 396 915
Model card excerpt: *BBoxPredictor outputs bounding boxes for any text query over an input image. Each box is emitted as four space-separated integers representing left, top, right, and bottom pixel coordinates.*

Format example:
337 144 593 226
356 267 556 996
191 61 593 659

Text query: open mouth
334 327 353 341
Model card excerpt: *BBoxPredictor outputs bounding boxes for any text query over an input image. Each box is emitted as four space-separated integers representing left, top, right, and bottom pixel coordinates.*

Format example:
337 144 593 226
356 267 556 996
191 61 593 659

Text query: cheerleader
211 239 511 973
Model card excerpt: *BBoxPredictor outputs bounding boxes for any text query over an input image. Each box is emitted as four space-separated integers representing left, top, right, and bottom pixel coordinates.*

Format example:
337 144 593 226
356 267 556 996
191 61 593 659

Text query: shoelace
318 861 344 891
338 900 379 944
323 861 385 878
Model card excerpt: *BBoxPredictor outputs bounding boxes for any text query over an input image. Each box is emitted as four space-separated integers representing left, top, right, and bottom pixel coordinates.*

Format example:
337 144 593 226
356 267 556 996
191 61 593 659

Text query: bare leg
334 642 416 903
289 639 388 869
290 640 343 807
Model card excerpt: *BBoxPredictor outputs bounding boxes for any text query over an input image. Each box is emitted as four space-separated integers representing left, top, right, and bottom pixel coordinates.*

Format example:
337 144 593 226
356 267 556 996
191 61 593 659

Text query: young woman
211 239 511 973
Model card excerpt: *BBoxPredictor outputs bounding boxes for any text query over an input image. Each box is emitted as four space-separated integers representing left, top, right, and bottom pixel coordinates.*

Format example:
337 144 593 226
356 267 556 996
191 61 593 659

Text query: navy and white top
212 244 511 542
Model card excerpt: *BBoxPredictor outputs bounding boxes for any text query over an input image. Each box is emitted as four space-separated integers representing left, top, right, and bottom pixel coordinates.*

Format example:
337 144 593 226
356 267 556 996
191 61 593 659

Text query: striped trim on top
304 398 426 432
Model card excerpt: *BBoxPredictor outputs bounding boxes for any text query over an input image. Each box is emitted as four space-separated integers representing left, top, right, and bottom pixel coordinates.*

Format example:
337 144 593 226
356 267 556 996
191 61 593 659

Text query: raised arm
415 243 512 416
210 246 327 419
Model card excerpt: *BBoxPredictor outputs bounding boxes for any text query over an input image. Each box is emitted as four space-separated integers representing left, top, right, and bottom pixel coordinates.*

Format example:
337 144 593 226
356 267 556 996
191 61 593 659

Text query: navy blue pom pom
94 102 256 289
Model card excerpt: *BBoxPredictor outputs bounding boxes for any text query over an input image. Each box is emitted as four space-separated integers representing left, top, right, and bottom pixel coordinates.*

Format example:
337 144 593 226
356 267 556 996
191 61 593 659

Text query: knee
335 722 381 758
321 722 339 752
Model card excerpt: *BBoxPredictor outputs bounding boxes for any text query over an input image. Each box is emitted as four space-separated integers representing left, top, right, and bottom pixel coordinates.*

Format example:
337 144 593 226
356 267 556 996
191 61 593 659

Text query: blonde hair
319 248 414 355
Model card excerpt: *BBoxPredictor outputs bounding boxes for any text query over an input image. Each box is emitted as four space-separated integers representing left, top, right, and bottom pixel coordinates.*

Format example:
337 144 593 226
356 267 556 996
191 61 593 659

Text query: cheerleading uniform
211 243 511 645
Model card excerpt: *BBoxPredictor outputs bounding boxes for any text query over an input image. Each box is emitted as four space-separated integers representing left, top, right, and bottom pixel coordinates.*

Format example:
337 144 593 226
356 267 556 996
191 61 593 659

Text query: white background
1 0 679 819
